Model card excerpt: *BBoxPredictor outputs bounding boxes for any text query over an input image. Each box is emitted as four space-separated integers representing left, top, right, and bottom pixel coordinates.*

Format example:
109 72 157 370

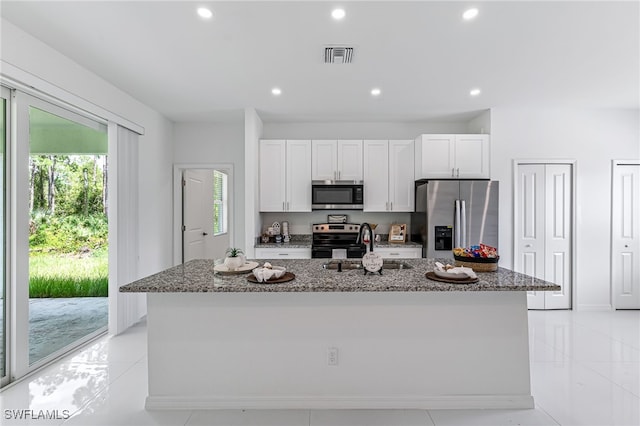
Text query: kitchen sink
322 259 413 270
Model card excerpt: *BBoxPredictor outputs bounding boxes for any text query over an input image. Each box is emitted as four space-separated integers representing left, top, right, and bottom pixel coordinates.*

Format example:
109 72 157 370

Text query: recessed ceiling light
197 7 213 19
462 8 479 20
332 8 346 20
371 88 381 96
271 87 282 96
470 88 481 96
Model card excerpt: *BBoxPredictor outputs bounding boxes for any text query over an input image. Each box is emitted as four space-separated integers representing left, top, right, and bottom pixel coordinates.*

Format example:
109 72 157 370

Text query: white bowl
433 265 477 280
252 266 286 282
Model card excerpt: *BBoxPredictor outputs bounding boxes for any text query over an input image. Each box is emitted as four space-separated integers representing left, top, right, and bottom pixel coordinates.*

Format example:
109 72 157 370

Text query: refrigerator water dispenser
434 226 453 250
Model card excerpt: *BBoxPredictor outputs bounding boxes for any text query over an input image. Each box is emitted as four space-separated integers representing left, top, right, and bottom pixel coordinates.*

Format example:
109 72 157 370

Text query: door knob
202 232 208 236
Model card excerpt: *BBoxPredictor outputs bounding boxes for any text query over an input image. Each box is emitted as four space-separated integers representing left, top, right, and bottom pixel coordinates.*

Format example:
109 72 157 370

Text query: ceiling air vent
324 46 354 64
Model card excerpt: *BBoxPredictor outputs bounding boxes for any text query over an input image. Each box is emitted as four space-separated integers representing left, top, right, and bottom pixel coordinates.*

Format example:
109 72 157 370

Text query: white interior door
543 165 572 309
612 161 640 309
183 170 210 262
516 162 573 309
517 164 546 309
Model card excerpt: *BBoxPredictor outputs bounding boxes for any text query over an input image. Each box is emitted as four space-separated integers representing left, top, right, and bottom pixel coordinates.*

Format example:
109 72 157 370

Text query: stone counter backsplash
254 234 422 249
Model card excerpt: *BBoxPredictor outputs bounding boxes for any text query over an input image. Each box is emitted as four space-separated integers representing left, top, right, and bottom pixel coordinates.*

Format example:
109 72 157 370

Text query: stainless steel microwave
312 180 364 210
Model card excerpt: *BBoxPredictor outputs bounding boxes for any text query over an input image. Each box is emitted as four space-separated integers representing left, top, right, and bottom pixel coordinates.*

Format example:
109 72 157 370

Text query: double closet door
515 163 573 310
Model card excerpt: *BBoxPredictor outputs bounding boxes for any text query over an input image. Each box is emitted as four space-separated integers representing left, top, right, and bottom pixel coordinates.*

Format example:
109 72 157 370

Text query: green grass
29 250 108 298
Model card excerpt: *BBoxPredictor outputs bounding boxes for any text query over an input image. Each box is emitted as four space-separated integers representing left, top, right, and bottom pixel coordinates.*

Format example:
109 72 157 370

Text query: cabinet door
337 140 363 181
455 135 490 179
286 140 312 212
363 140 389 212
375 247 421 259
259 140 286 212
388 140 415 212
311 140 337 181
255 248 312 259
416 135 455 179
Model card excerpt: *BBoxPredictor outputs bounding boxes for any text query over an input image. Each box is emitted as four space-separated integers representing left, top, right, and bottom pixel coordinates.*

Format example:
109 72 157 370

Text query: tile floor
1 309 638 425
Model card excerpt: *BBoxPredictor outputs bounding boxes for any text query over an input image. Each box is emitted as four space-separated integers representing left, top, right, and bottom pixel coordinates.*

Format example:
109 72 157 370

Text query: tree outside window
213 170 227 235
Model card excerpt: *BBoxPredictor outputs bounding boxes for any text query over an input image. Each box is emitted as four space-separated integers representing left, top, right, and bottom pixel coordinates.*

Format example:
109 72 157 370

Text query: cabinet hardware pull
390 253 399 256
457 168 460 177
283 202 285 210
279 253 289 256
390 202 393 211
452 168 455 177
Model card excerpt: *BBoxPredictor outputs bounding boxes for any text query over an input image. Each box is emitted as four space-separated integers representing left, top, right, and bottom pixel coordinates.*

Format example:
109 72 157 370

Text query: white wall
244 108 263 258
467 110 491 134
491 107 640 310
1 18 174 316
262 121 470 140
173 122 245 253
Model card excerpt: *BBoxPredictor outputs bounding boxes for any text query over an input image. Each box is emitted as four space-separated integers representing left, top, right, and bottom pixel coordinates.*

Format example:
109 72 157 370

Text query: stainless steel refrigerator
410 180 499 258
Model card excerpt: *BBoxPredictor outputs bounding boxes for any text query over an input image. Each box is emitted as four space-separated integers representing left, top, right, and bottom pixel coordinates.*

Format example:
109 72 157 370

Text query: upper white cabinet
363 140 414 212
312 140 363 181
259 140 312 212
415 134 490 179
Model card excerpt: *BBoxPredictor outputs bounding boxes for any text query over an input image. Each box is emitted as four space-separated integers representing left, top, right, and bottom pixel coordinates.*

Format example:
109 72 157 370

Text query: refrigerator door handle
455 200 461 248
461 200 467 248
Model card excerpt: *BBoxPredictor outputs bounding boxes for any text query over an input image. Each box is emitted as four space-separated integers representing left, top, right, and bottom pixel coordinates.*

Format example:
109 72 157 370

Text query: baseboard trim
145 395 535 411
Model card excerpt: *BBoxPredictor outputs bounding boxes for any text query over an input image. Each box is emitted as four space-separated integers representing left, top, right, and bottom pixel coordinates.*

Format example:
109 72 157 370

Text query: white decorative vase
224 256 243 271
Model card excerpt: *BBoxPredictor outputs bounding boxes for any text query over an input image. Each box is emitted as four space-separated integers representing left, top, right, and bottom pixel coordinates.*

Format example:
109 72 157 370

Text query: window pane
28 106 108 366
213 170 227 236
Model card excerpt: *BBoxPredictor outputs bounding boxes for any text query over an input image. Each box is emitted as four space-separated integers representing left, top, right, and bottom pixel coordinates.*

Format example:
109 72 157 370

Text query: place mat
214 261 259 274
425 271 479 284
247 272 296 284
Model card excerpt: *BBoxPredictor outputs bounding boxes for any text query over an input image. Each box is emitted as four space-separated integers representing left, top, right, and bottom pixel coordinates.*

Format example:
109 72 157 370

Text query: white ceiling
1 1 638 123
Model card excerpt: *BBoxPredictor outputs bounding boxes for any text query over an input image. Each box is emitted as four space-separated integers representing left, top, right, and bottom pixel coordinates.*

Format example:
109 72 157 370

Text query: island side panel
145 291 533 410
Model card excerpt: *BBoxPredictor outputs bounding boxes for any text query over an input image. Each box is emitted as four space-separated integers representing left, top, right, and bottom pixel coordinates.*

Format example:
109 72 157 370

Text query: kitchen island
120 258 559 411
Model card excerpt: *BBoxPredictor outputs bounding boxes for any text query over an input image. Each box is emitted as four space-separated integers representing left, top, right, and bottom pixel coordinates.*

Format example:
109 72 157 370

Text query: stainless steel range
311 223 366 259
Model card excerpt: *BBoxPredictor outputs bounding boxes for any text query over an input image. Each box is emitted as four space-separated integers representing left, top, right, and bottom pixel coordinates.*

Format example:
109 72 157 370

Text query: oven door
312 182 363 210
312 247 333 259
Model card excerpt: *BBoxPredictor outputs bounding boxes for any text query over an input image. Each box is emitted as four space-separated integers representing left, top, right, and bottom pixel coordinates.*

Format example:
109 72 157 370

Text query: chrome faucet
357 223 375 253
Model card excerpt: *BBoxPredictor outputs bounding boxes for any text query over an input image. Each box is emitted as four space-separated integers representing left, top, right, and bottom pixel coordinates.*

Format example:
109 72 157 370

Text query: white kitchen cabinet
259 140 311 212
363 140 389 211
414 134 490 179
254 247 312 259
363 140 414 212
375 247 422 259
311 140 363 181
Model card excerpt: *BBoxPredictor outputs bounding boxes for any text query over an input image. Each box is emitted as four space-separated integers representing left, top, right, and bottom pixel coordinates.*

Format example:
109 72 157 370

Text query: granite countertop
255 234 311 248
120 258 561 294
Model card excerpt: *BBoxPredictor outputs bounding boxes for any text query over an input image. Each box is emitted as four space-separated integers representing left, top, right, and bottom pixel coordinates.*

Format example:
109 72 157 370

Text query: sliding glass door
0 86 9 387
7 90 109 381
